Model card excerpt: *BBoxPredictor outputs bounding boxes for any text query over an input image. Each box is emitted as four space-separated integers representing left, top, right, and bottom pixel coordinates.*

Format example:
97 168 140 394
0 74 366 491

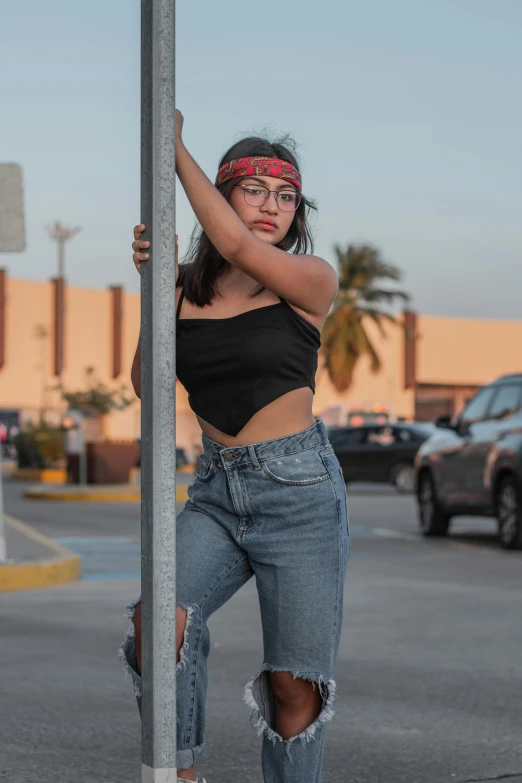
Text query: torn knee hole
244 669 337 746
176 606 188 665
133 601 142 672
176 605 194 671
269 670 322 708
119 600 195 680
118 596 143 698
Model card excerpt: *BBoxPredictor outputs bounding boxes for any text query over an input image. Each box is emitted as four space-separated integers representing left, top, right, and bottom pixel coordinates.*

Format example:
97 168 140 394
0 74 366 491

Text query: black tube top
176 290 321 436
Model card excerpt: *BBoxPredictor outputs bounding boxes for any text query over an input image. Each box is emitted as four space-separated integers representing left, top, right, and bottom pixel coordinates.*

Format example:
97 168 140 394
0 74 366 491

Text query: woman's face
228 175 298 245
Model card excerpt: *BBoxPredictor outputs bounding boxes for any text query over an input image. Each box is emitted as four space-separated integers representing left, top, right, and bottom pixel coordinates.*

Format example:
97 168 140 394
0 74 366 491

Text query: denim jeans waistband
200 418 329 467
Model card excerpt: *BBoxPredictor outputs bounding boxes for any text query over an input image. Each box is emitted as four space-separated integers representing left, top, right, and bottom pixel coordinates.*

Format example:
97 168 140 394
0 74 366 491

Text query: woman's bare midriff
197 386 316 447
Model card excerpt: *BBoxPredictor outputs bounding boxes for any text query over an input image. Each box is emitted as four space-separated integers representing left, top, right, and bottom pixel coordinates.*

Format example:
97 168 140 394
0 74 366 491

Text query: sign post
0 163 26 562
0 448 5 563
0 165 25 253
61 411 87 485
141 1 178 780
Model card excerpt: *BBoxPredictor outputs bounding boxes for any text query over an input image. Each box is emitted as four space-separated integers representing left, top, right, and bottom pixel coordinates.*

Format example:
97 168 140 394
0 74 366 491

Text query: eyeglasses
235 184 302 212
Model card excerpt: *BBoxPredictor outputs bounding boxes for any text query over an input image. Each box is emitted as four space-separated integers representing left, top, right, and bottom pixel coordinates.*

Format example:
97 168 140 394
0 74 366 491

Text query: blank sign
0 164 25 252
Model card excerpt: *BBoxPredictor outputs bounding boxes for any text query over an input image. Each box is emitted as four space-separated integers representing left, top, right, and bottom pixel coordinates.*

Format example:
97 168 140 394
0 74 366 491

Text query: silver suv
415 374 522 550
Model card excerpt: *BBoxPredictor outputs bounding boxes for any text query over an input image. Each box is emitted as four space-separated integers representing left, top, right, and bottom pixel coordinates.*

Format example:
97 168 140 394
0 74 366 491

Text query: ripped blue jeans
120 418 349 782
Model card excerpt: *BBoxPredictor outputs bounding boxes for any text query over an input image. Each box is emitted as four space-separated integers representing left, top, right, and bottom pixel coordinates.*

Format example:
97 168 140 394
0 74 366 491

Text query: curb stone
0 514 81 592
23 484 189 503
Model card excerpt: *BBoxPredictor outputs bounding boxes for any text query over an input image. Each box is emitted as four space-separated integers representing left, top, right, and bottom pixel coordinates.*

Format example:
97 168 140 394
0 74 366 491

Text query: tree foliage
62 366 133 416
322 244 410 392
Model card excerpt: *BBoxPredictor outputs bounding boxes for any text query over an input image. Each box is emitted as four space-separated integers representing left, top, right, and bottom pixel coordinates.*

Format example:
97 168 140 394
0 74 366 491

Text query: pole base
142 764 178 782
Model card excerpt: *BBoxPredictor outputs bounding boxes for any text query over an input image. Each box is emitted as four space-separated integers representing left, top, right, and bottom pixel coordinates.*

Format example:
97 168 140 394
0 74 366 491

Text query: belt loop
247 445 261 470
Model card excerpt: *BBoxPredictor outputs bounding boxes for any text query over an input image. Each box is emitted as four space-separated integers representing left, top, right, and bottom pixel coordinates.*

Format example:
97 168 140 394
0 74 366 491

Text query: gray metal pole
0 447 6 562
79 447 88 486
58 238 65 280
45 222 81 280
141 1 177 781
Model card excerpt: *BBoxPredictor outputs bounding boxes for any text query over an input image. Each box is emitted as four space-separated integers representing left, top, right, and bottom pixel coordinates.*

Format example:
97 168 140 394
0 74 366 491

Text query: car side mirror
435 415 452 429
455 419 471 437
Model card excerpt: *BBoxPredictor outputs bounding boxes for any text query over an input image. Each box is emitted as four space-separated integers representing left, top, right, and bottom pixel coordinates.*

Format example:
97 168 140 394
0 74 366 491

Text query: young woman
120 110 350 783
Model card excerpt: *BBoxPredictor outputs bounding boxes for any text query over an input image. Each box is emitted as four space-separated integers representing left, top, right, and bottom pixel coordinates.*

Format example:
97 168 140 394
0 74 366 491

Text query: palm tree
321 244 410 392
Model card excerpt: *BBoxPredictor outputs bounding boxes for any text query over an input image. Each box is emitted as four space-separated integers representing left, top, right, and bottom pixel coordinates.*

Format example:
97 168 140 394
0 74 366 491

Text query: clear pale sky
1 0 521 318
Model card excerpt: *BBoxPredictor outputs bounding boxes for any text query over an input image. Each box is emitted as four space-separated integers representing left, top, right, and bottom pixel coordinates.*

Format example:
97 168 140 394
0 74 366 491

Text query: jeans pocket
261 450 330 486
195 454 215 482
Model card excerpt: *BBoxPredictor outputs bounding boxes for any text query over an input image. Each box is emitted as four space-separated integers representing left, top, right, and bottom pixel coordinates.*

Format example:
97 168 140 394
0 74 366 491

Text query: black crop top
176 289 321 436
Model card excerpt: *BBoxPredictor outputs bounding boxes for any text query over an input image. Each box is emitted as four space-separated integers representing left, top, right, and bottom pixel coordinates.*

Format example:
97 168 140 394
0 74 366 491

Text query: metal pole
46 222 81 280
79 437 88 486
0 446 6 562
58 237 65 280
141 1 177 781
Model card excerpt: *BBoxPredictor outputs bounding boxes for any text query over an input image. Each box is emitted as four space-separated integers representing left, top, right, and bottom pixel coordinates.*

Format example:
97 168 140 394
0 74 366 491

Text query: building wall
2 275 522 453
0 278 57 420
0 276 141 437
417 314 522 386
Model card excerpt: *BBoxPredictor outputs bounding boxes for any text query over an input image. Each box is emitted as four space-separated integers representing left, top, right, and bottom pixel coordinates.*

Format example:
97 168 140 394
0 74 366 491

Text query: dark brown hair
178 134 317 307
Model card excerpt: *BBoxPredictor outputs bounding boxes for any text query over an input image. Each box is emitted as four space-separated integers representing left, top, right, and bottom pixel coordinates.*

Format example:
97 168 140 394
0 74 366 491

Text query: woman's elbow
222 231 251 267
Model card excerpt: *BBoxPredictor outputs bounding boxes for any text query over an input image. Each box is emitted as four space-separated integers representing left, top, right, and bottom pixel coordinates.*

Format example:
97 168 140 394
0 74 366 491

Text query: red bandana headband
215 156 302 191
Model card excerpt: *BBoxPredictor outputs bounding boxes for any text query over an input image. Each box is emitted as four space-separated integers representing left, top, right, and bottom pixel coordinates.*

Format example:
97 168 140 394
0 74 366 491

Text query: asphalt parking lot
1 480 521 783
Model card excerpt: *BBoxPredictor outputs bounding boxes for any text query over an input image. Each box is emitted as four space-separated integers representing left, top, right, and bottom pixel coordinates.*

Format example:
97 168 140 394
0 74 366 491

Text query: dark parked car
415 373 522 550
329 422 435 493
136 443 188 471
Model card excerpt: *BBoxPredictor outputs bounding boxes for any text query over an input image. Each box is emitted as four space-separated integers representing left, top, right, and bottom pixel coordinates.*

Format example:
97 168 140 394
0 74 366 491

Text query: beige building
1 270 521 458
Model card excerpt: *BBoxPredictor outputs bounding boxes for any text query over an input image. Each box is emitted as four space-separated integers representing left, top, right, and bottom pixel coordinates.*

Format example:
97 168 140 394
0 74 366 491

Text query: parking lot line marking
372 527 421 541
53 536 140 580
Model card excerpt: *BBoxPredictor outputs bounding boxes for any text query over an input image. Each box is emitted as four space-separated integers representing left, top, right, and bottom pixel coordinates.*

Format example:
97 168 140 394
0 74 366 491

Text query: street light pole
46 222 81 400
46 222 81 279
141 1 177 781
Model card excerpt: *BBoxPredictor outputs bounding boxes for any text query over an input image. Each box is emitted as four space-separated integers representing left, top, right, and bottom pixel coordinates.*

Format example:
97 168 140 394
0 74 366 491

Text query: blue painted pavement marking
55 526 420 578
54 536 141 580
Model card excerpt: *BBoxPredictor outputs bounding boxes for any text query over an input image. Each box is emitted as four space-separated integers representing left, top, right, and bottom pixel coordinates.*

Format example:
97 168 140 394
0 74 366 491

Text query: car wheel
496 475 522 551
417 470 451 537
392 464 415 494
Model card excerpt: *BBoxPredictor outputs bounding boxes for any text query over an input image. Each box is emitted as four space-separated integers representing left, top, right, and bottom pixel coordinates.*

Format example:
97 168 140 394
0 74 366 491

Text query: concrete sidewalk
0 514 81 591
23 479 190 502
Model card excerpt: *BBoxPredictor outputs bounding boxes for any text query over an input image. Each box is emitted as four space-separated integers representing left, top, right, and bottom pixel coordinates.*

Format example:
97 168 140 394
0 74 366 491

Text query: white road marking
372 527 421 541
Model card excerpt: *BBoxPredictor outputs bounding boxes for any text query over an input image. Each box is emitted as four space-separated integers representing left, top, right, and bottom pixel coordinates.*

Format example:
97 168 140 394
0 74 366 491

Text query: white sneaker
177 778 206 783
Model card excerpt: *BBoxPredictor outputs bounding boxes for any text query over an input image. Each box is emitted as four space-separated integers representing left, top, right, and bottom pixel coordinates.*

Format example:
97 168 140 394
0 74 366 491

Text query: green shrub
63 366 133 416
14 421 64 469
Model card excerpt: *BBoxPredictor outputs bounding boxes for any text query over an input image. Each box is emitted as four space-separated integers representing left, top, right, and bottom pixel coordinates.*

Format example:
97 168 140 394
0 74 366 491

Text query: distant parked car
329 422 435 493
136 443 189 471
176 447 188 470
415 373 522 550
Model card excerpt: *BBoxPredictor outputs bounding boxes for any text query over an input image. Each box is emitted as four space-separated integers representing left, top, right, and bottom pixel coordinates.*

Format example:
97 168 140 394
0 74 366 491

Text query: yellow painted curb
23 486 190 502
0 515 81 592
11 468 67 484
